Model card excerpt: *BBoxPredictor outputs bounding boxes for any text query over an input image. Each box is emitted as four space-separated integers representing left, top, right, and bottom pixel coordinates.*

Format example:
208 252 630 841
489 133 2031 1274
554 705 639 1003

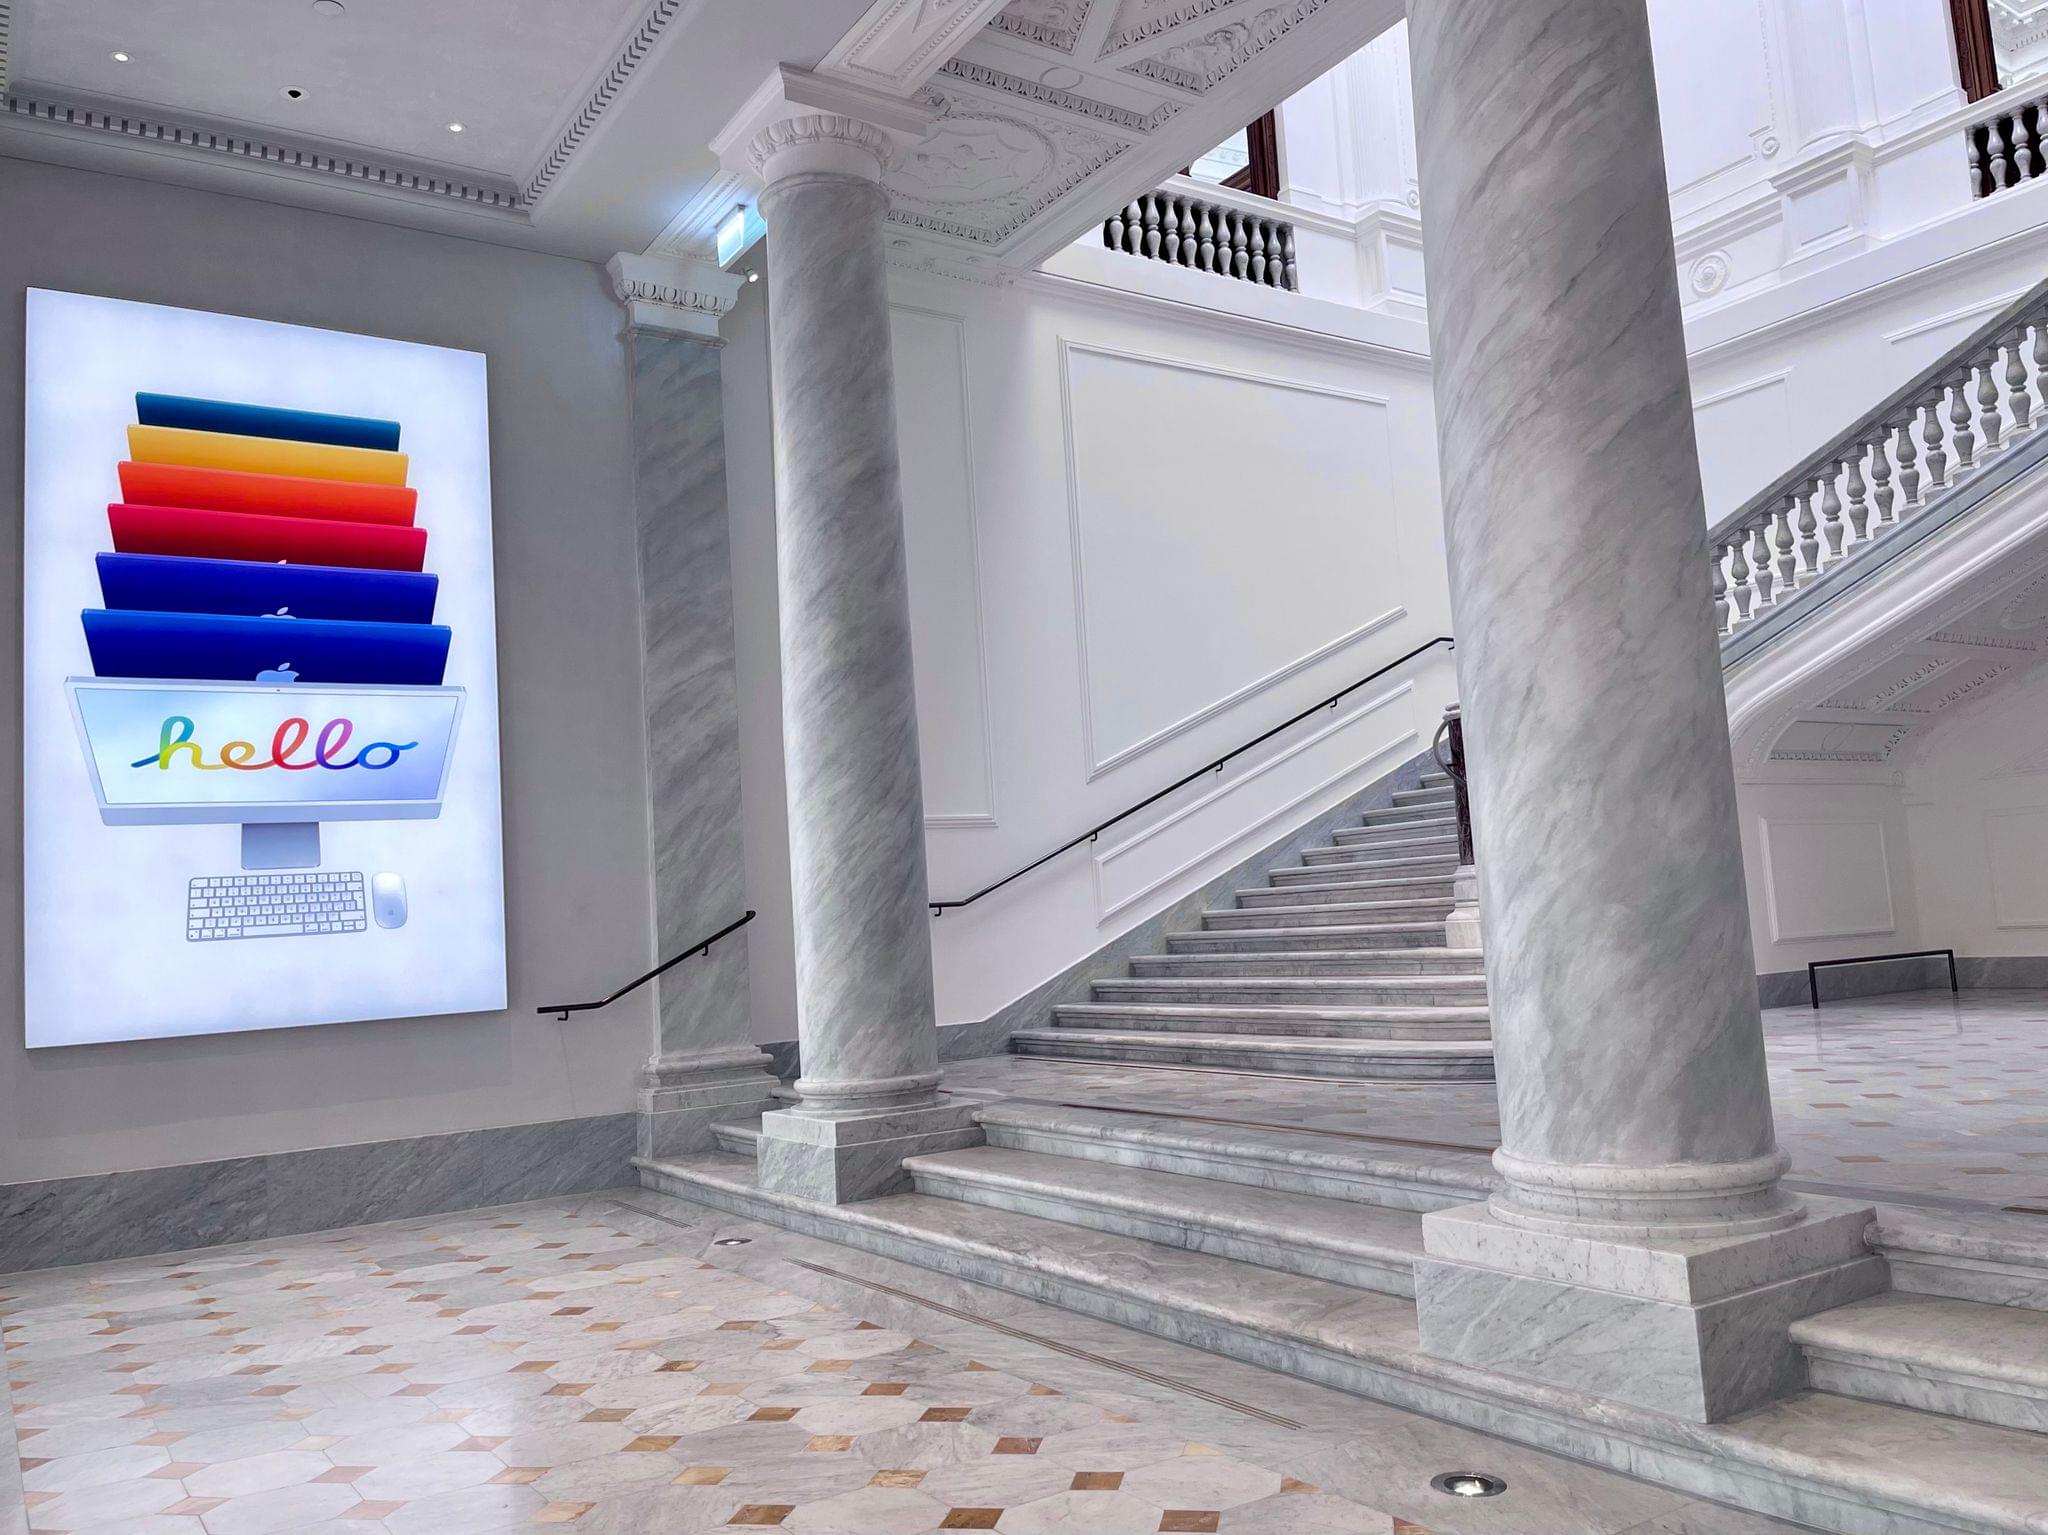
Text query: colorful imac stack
83 393 451 686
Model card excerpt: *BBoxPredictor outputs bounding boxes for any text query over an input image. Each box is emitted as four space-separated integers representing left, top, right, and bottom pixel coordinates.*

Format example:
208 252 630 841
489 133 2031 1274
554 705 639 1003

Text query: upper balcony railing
1709 275 2048 650
1102 187 1298 292
1967 82 2048 200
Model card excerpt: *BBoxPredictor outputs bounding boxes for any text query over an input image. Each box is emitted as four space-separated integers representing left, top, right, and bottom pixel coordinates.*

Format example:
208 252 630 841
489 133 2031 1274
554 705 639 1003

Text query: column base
1444 863 1482 951
756 1096 985 1204
1413 1198 1886 1421
637 1046 782 1161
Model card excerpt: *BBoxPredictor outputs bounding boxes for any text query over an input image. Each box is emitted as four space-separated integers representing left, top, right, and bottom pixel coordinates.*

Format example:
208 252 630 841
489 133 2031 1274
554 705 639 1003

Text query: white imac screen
23 289 508 1047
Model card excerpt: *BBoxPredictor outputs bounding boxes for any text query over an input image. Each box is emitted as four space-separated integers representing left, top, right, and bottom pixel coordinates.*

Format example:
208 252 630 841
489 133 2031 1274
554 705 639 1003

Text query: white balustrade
1103 189 1299 291
1710 280 2048 639
1967 93 2048 199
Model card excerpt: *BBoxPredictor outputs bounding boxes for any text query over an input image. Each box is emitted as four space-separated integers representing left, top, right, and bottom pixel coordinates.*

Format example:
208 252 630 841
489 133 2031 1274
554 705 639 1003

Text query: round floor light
1431 1471 1507 1498
713 1237 752 1247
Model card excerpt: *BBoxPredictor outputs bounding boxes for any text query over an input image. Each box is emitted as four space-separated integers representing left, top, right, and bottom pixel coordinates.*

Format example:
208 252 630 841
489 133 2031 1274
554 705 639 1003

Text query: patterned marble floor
944 989 2048 1217
0 1192 1803 1535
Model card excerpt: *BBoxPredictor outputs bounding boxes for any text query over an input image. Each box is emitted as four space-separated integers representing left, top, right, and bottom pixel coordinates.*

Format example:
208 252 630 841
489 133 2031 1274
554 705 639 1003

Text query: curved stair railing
1710 275 2048 660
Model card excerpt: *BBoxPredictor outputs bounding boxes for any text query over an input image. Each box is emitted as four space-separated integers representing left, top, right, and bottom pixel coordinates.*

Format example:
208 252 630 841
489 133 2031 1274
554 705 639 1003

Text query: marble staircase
1011 777 1496 1082
650 1092 2048 1534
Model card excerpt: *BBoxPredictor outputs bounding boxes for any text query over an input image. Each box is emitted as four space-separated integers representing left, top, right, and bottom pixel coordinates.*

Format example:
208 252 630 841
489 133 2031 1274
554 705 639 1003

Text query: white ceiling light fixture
311 0 346 14
109 51 132 63
447 122 465 133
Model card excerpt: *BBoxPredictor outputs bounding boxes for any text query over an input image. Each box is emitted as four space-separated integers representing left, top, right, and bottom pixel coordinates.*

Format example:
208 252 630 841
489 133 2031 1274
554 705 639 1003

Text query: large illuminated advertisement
23 290 507 1047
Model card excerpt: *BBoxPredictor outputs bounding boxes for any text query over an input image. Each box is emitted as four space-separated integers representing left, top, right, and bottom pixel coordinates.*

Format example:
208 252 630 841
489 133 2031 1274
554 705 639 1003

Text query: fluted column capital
712 65 932 190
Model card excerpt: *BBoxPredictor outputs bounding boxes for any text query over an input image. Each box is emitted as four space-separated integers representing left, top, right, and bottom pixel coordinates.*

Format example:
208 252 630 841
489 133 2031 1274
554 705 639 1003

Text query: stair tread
974 1101 1497 1198
1016 1027 1493 1053
1095 977 1484 994
1057 1002 1490 1023
1238 878 1455 899
1794 1293 2048 1388
1129 948 1483 972
1207 898 1454 917
1168 923 1451 947
903 1144 1428 1263
644 1153 2048 1528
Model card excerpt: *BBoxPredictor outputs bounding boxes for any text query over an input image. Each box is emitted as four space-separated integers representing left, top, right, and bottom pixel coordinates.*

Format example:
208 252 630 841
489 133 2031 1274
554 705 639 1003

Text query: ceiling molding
647 167 754 261
521 0 691 207
1 89 524 211
0 0 12 99
821 0 1014 96
987 0 1095 53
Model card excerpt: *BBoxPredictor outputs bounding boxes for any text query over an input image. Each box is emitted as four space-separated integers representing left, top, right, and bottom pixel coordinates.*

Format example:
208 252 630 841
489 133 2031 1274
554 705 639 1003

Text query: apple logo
256 661 299 684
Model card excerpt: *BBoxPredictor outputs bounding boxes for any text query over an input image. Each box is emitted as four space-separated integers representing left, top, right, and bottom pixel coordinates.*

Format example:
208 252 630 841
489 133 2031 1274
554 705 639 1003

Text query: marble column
609 252 781 1161
1403 0 1883 1421
713 69 981 1203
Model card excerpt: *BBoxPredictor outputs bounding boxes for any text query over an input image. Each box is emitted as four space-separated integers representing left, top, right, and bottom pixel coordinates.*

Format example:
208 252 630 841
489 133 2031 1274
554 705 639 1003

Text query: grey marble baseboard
0 1114 635 1275
1758 955 2048 1008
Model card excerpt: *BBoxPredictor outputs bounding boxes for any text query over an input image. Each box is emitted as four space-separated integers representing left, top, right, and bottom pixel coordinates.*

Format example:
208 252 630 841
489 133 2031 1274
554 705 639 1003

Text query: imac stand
243 822 321 870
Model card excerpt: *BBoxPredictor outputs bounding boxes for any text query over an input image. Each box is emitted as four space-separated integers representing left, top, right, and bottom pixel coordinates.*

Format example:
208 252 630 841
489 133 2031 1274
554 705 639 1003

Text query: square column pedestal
638 1049 783 1162
1413 1199 1887 1421
757 1098 985 1205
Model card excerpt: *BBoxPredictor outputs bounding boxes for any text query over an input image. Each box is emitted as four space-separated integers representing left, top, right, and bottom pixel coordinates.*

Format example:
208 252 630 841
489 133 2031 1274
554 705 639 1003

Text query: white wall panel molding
892 303 1001 829
1760 816 1898 942
1092 682 1417 919
1691 368 1793 519
1987 806 2048 927
1055 335 1406 779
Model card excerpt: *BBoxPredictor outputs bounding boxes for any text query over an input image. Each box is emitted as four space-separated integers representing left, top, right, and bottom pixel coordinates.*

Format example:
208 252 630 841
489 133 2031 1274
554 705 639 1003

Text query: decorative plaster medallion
990 0 1095 51
1689 251 1732 297
886 88 1125 243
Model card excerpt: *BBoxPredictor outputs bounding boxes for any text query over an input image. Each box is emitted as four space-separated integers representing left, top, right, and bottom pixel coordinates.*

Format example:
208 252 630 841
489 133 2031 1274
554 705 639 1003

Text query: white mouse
371 872 408 929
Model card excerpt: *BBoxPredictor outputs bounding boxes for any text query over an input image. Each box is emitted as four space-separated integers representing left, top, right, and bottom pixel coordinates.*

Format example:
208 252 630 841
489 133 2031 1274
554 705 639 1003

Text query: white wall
0 157 659 1182
1901 664 2048 955
723 247 1457 1040
1734 778 1924 979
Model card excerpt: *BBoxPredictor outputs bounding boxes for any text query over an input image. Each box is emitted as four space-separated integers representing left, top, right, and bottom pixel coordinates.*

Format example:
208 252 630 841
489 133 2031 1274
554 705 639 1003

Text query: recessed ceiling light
109 50 131 63
280 86 307 101
311 0 346 14
446 122 465 133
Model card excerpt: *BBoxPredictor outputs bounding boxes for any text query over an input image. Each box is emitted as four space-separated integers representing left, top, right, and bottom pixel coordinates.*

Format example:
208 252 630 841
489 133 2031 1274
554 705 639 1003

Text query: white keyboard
187 872 368 942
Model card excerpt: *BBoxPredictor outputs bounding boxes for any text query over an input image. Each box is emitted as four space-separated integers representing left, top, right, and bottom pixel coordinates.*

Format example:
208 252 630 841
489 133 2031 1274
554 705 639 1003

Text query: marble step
1127 948 1485 978
1416 771 1452 788
1011 1027 1495 1079
1203 896 1456 930
1391 785 1456 805
640 1154 2048 1535
1165 922 1451 953
713 1119 762 1156
1276 852 1460 880
902 1144 1427 1295
1358 801 1457 826
1332 819 1460 846
1303 837 1459 864
1091 975 1487 1007
1052 1001 1492 1040
973 1100 1495 1213
1871 1209 2048 1312
1792 1293 2048 1435
1236 874 1456 905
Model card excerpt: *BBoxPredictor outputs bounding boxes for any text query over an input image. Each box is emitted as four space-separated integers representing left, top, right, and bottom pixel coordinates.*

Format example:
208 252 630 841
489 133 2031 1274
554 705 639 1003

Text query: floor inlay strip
782 1259 1305 1429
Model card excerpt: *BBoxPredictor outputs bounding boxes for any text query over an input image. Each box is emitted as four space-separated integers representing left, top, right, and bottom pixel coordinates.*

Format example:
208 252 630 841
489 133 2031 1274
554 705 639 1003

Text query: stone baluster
1977 359 2005 454
1867 429 1895 529
1766 498 1796 601
1893 417 1921 510
1814 469 1845 569
1102 206 1125 251
1949 368 1978 470
1140 194 1162 257
1249 220 1270 284
713 69 983 1203
2008 329 2036 434
1711 547 1733 633
1969 123 1988 197
1841 449 1871 546
1280 224 1299 290
1724 536 1753 631
1922 392 1951 488
1989 116 2014 191
2017 109 2039 181
1196 205 1217 271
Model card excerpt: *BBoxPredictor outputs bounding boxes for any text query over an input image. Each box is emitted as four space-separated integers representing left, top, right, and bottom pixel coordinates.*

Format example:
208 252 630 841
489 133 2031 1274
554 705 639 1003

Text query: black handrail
539 911 755 1021
930 635 1456 913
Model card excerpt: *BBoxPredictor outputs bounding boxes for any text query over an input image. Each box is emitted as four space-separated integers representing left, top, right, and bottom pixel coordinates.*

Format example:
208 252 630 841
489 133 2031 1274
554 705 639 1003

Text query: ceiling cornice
521 0 691 208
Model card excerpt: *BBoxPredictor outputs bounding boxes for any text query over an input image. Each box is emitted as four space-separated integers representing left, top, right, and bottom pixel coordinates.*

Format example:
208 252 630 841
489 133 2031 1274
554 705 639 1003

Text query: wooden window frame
1221 109 1282 200
1951 0 2002 103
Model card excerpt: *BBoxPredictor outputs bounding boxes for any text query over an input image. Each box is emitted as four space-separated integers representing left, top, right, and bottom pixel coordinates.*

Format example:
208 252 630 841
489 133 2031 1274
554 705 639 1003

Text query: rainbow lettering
129 715 418 772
